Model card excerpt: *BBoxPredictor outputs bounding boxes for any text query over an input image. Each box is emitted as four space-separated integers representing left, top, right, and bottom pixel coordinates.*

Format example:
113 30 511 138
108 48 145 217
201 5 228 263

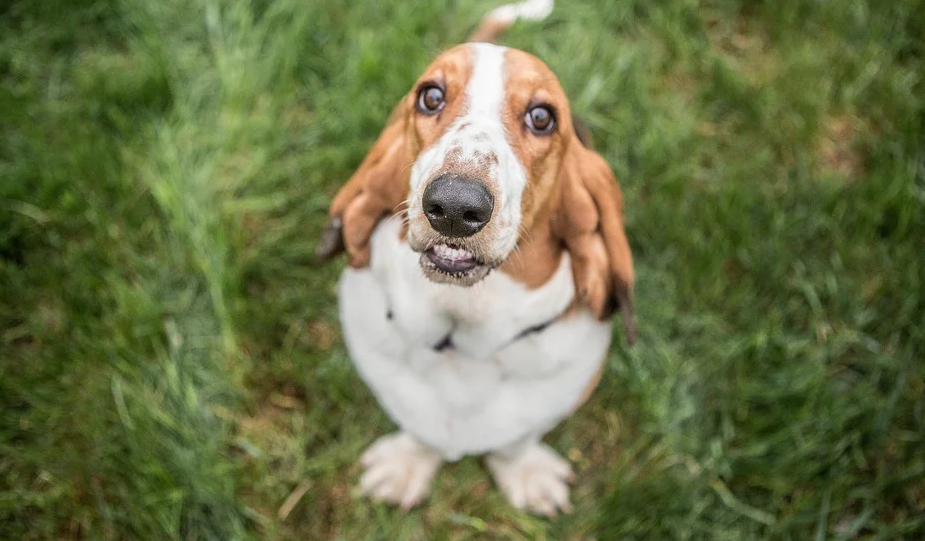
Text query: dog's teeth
434 244 473 261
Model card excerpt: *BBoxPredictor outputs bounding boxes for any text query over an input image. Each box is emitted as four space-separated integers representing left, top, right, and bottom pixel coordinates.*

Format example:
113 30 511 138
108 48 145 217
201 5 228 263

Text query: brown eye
525 105 556 135
417 85 445 115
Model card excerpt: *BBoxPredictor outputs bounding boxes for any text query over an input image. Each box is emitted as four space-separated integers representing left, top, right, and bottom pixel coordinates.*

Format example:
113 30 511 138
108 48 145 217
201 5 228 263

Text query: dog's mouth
426 243 480 273
419 243 492 286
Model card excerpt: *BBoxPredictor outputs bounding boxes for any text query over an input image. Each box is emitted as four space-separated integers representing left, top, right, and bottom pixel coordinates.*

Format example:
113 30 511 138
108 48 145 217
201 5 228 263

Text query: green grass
1 0 923 539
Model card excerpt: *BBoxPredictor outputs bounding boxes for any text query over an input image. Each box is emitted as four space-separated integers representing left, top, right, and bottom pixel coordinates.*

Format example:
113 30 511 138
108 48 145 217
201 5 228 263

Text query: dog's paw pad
358 433 442 510
487 443 574 517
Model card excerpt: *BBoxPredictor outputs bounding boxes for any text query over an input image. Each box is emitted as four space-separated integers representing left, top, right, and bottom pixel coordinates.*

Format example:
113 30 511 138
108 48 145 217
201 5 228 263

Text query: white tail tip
488 0 555 24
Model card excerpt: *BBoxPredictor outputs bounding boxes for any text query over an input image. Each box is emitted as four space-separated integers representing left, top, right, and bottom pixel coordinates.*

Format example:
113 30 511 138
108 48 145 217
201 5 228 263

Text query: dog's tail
468 0 555 43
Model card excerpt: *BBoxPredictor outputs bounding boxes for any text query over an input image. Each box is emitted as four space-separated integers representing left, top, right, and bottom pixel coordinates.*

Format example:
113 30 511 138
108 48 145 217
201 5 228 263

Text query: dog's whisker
391 198 411 215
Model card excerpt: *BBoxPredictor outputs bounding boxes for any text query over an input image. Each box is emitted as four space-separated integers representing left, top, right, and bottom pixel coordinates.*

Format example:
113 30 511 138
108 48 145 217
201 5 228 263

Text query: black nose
421 175 494 238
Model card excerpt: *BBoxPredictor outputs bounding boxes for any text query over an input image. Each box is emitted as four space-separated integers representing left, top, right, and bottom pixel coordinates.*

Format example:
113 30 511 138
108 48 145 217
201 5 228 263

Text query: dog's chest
338 217 611 459
369 219 574 359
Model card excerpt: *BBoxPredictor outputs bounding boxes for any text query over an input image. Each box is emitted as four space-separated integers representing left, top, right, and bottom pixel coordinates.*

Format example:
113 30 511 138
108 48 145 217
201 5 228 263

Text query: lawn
1 0 923 539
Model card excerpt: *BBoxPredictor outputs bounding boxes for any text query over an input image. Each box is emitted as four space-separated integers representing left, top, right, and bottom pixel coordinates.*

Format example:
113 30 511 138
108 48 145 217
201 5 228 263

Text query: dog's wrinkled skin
317 44 636 343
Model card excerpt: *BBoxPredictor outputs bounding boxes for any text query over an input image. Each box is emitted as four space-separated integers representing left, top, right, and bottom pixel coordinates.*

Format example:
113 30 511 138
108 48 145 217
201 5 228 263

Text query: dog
317 0 635 516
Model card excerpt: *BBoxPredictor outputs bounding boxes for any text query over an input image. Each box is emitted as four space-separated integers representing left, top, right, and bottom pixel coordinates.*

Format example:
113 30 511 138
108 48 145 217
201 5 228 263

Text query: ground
1 0 924 540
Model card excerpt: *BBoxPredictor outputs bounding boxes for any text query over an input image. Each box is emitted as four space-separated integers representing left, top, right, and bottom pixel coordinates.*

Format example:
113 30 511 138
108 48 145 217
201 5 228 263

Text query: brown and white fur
317 0 636 516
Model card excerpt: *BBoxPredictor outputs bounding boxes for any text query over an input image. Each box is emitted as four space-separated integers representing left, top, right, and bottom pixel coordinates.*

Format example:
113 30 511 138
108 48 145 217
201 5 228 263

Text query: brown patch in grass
815 114 866 180
306 318 337 351
234 397 305 465
236 406 285 442
704 13 779 86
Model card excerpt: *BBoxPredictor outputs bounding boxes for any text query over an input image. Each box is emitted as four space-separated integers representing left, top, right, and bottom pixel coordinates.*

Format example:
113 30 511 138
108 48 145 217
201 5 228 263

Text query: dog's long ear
554 137 636 344
316 100 413 267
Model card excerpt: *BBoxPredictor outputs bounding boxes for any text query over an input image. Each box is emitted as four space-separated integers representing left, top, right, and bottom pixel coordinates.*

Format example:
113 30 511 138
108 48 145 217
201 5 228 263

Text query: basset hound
317 0 635 516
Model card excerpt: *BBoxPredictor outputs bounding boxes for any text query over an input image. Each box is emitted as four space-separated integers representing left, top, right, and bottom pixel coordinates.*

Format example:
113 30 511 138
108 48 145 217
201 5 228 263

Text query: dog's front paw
358 432 443 510
487 443 575 517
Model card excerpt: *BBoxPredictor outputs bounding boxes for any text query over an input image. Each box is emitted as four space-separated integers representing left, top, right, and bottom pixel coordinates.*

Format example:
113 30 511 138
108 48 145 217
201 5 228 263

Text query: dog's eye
417 85 445 115
525 105 556 135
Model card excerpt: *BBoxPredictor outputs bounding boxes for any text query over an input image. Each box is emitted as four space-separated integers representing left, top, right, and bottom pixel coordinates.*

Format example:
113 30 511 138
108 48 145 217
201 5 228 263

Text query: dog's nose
421 175 494 238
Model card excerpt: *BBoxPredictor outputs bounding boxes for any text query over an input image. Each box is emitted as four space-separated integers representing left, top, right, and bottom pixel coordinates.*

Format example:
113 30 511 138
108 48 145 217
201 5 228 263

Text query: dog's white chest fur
338 217 611 460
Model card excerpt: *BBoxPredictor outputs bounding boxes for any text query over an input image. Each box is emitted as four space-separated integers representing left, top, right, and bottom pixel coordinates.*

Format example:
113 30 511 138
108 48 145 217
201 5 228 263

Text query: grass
1 0 923 539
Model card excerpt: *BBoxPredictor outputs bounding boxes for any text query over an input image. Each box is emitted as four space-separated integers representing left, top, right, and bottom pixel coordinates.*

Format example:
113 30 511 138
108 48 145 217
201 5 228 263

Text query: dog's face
393 43 574 285
324 42 635 339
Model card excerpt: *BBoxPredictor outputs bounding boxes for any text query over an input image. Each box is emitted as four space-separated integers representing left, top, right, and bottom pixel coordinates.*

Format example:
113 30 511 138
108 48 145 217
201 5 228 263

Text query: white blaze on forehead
466 42 507 120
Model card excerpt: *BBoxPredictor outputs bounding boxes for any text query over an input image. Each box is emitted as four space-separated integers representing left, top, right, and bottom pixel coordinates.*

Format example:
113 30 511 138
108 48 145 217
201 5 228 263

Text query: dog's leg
358 432 443 510
486 437 575 516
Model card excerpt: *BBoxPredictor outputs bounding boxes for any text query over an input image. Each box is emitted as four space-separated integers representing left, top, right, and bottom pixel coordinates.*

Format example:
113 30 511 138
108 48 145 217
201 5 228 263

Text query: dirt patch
815 114 866 180
306 318 337 351
705 13 779 87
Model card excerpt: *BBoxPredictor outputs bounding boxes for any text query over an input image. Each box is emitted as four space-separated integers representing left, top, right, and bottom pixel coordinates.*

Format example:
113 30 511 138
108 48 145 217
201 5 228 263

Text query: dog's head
324 42 634 338
403 42 573 286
